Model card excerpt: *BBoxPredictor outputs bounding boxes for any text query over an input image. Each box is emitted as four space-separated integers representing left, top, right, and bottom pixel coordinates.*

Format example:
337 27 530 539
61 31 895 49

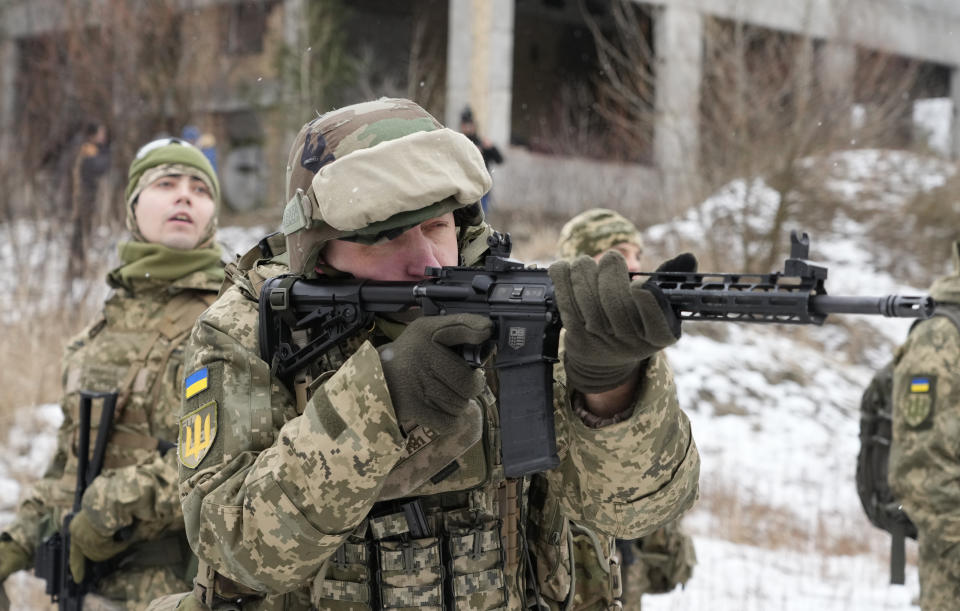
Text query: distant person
0 138 224 609
68 121 111 276
460 105 503 214
197 133 218 173
889 241 960 610
181 125 201 146
182 125 217 173
559 208 698 608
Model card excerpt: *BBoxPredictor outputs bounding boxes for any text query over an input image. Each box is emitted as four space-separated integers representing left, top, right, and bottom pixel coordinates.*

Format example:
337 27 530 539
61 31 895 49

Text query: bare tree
578 0 656 162
406 0 447 117
275 0 353 125
581 0 925 271
10 0 200 287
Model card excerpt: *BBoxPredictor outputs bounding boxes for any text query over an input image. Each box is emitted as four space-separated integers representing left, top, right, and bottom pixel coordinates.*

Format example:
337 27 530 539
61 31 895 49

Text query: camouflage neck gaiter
107 241 224 291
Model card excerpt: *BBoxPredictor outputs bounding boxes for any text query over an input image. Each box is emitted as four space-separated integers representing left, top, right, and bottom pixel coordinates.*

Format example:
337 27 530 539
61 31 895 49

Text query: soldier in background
559 208 698 608
889 241 960 611
161 98 700 610
68 120 112 278
459 106 503 215
0 138 224 609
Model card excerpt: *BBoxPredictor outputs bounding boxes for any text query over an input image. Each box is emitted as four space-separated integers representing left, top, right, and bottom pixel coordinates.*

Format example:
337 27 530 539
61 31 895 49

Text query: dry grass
694 474 916 568
0 307 95 424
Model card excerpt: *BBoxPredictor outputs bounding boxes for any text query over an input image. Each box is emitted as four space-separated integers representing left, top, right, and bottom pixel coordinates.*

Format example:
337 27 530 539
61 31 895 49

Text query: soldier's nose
402 229 442 278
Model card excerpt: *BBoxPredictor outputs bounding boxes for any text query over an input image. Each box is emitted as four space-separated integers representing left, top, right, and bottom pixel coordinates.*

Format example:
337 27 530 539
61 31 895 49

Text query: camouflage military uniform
175 99 700 611
889 241 960 611
558 209 696 610
2 266 221 609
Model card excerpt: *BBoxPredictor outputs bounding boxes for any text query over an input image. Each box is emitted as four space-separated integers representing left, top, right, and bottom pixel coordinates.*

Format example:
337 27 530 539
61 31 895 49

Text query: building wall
3 0 960 218
641 0 960 67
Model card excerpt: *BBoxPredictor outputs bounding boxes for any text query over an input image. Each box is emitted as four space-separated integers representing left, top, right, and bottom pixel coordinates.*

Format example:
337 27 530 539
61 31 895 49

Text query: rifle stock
258 230 931 477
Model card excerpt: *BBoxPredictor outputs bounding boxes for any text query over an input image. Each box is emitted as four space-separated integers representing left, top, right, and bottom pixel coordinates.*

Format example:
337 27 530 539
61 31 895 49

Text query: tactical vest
53 273 219 569
199 237 623 611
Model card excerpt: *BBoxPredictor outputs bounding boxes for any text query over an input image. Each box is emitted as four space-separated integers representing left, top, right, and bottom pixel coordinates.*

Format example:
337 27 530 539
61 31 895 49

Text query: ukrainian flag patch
185 367 209 399
909 377 930 393
902 373 936 429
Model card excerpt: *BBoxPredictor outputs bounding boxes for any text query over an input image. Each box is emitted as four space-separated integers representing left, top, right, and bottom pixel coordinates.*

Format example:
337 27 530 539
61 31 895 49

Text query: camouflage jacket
889 251 960 609
3 269 220 561
179 252 700 610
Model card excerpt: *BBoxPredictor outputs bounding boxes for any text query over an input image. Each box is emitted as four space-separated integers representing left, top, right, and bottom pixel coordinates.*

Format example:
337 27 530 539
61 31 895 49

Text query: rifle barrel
809 295 934 318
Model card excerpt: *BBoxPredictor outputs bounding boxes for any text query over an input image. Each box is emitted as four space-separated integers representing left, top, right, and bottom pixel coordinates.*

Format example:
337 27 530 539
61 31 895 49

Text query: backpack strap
890 522 907 584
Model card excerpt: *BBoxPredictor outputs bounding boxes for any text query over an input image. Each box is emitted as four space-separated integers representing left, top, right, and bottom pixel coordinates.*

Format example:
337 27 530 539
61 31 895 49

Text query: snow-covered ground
645 537 916 611
2 149 953 608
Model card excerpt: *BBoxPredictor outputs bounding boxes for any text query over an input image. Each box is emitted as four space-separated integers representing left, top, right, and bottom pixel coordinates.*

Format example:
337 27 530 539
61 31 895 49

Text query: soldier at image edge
154 97 700 611
889 240 960 611
0 137 225 609
558 208 697 608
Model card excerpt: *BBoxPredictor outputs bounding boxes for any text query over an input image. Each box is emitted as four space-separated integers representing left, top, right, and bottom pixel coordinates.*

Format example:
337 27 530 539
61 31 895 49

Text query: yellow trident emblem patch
179 401 217 469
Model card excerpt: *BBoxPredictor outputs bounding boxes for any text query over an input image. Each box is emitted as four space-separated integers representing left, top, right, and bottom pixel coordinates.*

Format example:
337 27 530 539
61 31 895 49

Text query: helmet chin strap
312 260 353 279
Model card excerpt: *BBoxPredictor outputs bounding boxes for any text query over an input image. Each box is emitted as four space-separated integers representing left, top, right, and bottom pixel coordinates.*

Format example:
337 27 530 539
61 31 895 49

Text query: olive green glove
68 511 133 582
379 313 493 435
549 251 694 393
0 536 31 583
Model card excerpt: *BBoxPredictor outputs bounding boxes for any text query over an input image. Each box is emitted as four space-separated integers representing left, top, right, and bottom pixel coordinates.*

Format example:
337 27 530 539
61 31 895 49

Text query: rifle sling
890 523 907 585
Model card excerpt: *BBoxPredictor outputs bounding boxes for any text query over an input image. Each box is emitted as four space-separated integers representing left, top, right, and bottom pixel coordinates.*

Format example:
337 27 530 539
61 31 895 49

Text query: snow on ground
913 98 953 158
636 149 947 608
644 537 917 611
0 404 62 527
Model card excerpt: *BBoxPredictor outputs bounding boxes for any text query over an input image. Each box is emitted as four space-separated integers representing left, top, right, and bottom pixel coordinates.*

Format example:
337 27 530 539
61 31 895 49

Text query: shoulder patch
901 374 936 429
185 367 209 399
179 400 218 469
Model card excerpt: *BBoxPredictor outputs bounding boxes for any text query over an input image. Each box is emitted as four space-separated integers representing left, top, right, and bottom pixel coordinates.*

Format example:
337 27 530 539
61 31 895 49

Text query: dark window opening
511 0 654 163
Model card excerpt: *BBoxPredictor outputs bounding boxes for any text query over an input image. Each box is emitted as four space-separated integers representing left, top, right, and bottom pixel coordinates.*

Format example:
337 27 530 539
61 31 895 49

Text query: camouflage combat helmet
557 208 644 260
281 98 492 277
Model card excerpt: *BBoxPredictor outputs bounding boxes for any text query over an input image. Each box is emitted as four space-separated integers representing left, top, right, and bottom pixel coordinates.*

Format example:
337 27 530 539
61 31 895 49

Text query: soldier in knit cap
558 209 645 272
0 137 224 610
559 209 697 608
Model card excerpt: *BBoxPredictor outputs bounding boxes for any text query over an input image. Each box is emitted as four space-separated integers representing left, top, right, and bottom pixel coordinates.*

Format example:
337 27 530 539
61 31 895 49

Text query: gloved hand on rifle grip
68 511 134 582
379 313 493 435
549 251 696 394
0 536 30 583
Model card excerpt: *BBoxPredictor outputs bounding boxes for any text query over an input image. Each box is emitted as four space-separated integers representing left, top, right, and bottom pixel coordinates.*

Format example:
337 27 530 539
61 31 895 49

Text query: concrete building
448 0 960 217
2 0 959 218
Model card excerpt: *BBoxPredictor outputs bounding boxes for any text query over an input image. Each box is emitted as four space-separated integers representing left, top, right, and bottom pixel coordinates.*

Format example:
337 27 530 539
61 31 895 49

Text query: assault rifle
258 230 932 478
35 391 117 611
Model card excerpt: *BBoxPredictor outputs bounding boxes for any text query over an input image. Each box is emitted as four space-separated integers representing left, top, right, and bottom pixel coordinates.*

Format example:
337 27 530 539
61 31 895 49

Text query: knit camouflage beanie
125 138 220 243
558 208 644 260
